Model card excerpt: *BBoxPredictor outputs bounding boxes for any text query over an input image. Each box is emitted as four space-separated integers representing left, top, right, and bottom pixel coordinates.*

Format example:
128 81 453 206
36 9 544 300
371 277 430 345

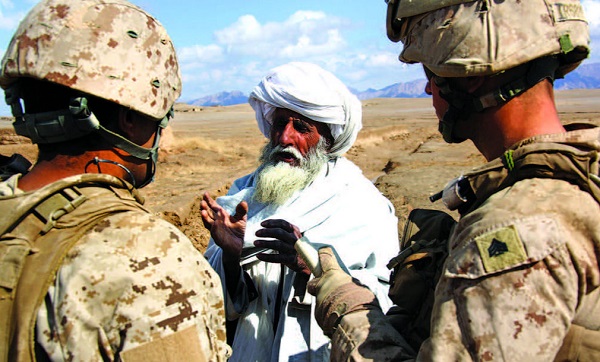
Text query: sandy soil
2 89 600 252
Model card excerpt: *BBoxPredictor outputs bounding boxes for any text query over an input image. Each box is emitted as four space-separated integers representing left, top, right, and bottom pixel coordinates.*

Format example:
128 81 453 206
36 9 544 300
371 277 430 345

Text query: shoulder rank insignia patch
475 225 527 273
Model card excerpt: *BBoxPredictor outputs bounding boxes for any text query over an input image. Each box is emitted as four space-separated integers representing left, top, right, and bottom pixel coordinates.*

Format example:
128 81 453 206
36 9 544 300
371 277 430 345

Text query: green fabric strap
559 34 575 54
6 90 171 162
503 150 515 171
474 56 560 112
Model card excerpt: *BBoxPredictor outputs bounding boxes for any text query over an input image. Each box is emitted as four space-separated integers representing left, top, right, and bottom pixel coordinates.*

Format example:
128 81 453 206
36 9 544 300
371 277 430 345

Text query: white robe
205 157 399 361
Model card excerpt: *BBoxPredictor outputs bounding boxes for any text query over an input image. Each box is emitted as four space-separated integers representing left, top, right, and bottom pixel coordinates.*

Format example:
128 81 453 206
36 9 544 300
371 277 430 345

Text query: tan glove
307 247 380 337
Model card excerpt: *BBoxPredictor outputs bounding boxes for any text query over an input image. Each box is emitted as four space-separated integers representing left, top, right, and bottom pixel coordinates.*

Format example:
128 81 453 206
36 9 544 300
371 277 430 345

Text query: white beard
252 139 329 206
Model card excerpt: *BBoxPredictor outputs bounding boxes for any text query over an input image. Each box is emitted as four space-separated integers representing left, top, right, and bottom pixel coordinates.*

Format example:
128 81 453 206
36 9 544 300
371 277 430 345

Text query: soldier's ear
465 76 486 94
448 76 485 96
117 108 136 140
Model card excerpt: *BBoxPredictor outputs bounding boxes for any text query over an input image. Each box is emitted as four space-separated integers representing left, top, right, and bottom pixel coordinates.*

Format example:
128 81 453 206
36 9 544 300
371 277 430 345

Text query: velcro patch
475 225 527 273
120 325 207 362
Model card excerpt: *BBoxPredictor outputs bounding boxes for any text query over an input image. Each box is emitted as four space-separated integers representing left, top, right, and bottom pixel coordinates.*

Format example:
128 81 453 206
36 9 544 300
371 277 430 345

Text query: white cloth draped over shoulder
205 158 399 362
248 61 363 158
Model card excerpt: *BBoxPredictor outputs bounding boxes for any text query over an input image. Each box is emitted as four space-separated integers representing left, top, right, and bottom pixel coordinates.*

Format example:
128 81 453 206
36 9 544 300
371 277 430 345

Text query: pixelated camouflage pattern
327 126 600 361
398 0 590 78
0 0 181 120
34 211 231 361
0 174 230 360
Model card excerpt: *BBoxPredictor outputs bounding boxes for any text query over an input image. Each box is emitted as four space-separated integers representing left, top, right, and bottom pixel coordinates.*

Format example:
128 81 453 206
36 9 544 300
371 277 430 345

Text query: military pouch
0 240 31 300
555 322 600 362
385 208 456 350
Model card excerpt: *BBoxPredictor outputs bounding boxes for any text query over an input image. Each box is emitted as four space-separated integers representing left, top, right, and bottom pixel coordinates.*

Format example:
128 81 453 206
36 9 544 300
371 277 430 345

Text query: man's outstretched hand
200 191 248 262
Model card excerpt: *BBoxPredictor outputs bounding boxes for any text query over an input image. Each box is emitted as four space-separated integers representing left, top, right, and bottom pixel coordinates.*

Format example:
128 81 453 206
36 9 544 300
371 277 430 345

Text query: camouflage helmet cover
388 0 590 78
0 0 182 120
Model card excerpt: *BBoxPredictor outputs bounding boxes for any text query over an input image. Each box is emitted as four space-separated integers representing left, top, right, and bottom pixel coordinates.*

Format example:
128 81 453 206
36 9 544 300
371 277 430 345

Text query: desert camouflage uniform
0 1 230 359
0 0 180 121
0 175 231 361
329 126 600 361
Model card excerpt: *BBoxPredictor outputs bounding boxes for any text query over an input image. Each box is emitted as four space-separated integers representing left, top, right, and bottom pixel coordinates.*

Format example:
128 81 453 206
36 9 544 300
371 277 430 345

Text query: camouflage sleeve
424 258 575 360
35 211 232 361
417 177 600 361
330 178 600 361
329 217 582 362
330 309 417 361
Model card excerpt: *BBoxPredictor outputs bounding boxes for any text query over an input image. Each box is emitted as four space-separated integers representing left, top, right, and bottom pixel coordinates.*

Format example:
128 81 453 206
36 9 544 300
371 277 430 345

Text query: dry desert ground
2 89 600 252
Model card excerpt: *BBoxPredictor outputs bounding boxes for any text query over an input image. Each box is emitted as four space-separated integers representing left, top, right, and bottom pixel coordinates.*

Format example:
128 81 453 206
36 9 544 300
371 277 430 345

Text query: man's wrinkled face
269 108 332 166
253 118 330 205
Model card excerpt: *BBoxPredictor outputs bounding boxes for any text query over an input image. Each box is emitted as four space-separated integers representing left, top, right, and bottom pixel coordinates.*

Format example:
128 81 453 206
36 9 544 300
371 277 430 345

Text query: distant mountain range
186 62 600 107
554 62 600 90
188 90 248 107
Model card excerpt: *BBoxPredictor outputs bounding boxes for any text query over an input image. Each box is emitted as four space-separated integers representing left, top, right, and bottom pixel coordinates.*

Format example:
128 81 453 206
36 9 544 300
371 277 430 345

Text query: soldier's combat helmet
385 0 590 143
0 0 181 145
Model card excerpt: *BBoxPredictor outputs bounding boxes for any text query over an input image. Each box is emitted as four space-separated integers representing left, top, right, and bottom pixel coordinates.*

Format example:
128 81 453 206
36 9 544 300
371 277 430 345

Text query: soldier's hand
200 192 247 261
307 247 380 337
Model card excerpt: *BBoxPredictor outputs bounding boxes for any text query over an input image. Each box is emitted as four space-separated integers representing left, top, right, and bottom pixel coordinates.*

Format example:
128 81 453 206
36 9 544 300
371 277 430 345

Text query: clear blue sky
1 0 599 117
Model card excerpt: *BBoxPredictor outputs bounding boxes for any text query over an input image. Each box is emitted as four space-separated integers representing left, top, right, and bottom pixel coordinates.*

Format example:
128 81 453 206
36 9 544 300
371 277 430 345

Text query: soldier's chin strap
432 56 560 143
5 86 172 187
85 156 138 187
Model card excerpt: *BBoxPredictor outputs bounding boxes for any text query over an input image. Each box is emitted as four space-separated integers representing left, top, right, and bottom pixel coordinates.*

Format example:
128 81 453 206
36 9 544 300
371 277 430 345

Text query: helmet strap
5 88 172 187
473 56 559 112
5 86 101 144
5 87 170 157
97 109 170 188
434 56 559 143
434 77 471 143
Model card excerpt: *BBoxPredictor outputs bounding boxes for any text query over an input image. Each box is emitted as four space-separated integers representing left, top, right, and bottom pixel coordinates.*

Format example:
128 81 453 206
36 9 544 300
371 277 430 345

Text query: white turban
248 62 362 157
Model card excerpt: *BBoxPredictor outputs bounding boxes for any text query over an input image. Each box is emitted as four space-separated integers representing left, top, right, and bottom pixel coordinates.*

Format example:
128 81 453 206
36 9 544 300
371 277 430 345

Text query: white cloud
178 44 224 66
213 11 346 58
280 29 345 58
0 0 27 31
178 10 360 101
177 1 600 103
0 0 14 10
363 51 401 68
582 0 600 62
583 0 600 33
287 10 326 24
214 14 263 45
0 12 22 31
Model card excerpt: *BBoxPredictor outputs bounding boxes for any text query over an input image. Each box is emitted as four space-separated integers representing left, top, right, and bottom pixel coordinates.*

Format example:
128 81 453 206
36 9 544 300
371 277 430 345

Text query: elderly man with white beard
202 62 399 362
